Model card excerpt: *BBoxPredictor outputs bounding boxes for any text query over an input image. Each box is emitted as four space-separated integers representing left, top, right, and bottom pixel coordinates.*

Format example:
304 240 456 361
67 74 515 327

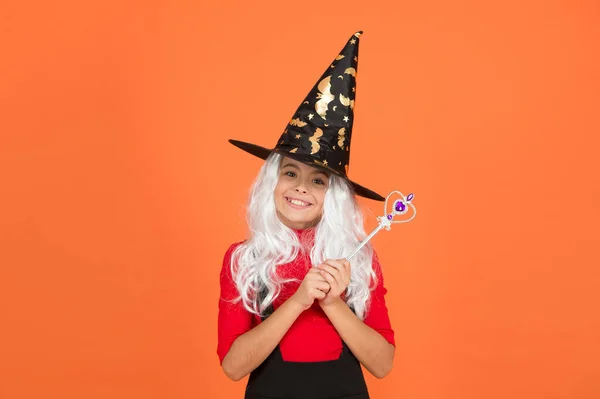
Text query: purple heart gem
394 201 406 213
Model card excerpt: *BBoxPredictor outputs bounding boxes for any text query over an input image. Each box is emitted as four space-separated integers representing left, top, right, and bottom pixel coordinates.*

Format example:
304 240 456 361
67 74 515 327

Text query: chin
276 209 315 229
286 215 314 226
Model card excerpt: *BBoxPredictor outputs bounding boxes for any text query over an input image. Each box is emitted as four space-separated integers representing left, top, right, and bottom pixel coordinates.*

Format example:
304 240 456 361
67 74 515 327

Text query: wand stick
345 191 416 261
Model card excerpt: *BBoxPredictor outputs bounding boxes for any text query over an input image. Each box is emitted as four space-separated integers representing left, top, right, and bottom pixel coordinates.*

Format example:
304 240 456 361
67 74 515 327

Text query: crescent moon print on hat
229 31 385 201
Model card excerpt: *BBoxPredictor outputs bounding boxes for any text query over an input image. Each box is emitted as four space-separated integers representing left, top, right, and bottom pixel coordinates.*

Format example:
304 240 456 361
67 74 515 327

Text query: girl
218 32 395 399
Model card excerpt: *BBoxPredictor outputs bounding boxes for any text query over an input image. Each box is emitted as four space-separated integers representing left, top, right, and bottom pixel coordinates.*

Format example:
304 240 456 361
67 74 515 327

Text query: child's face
274 156 329 229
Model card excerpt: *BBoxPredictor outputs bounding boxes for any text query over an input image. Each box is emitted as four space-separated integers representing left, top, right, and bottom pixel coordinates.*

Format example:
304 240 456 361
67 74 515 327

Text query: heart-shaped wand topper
345 191 416 260
384 191 416 224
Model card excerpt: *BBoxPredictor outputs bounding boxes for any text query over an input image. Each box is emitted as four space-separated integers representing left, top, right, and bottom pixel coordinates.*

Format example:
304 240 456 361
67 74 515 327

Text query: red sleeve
363 251 396 347
217 242 254 364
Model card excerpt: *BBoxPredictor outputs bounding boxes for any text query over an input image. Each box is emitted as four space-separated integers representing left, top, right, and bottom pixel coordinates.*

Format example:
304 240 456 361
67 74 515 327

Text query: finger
310 280 330 293
312 289 327 300
319 269 338 289
323 259 345 271
320 264 349 289
339 259 351 284
318 264 343 282
338 259 351 274
329 259 351 283
307 268 328 281
323 259 348 279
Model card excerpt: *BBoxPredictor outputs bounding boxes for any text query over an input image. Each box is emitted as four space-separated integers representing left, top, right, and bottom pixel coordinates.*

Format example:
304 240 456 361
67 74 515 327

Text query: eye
285 171 296 178
313 178 326 185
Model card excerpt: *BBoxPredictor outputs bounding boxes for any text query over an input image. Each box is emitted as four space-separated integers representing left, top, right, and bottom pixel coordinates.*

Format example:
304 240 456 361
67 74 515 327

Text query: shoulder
223 240 245 260
371 248 383 273
219 240 246 276
368 248 387 286
219 241 246 294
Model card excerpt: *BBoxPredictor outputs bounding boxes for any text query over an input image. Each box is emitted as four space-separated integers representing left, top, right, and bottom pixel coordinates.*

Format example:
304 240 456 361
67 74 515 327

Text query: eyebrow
281 163 300 169
282 163 329 178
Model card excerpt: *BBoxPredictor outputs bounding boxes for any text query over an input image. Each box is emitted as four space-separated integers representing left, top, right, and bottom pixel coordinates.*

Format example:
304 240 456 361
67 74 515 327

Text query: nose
294 185 308 195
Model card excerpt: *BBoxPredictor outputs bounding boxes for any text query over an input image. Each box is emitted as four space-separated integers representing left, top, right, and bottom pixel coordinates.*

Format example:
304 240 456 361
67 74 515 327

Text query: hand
317 259 351 307
289 267 331 311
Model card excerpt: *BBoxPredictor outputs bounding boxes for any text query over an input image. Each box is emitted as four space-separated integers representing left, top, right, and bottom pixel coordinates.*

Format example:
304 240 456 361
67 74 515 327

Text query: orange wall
1 1 599 398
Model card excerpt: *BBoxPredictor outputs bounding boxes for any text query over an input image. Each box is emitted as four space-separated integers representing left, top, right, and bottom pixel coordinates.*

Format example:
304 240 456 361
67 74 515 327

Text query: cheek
274 181 292 207
313 190 326 212
274 179 288 195
315 187 327 202
317 200 325 211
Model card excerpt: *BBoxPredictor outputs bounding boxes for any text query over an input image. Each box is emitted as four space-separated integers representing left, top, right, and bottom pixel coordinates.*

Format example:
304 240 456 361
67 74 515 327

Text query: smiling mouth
285 197 312 208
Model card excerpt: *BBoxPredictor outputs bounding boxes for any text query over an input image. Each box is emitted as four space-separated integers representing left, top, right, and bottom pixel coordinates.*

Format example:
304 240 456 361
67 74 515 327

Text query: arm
218 245 330 381
317 256 395 378
222 298 305 381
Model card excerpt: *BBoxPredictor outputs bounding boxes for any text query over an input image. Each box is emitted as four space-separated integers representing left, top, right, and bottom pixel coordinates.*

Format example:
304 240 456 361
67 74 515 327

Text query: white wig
230 152 377 320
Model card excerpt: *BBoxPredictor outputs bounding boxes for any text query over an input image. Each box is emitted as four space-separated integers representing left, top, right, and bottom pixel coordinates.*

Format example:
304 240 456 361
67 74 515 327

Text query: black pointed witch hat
229 31 384 201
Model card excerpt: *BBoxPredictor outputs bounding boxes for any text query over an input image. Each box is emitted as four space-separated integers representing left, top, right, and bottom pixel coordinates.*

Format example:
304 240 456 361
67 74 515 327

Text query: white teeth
288 198 310 207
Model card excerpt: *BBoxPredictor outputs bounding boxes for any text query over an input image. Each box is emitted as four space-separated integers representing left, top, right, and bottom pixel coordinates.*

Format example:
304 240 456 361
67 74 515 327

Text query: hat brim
229 139 385 202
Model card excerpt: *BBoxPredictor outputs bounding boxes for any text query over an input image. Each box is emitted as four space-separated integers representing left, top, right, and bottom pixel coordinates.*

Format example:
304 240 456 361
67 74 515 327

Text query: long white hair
230 152 377 320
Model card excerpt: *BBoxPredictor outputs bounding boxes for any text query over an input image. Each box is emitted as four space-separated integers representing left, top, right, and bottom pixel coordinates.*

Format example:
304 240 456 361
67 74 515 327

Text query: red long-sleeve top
217 230 395 364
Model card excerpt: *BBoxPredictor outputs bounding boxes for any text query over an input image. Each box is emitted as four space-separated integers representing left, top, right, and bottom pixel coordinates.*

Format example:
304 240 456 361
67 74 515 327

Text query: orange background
1 1 599 398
